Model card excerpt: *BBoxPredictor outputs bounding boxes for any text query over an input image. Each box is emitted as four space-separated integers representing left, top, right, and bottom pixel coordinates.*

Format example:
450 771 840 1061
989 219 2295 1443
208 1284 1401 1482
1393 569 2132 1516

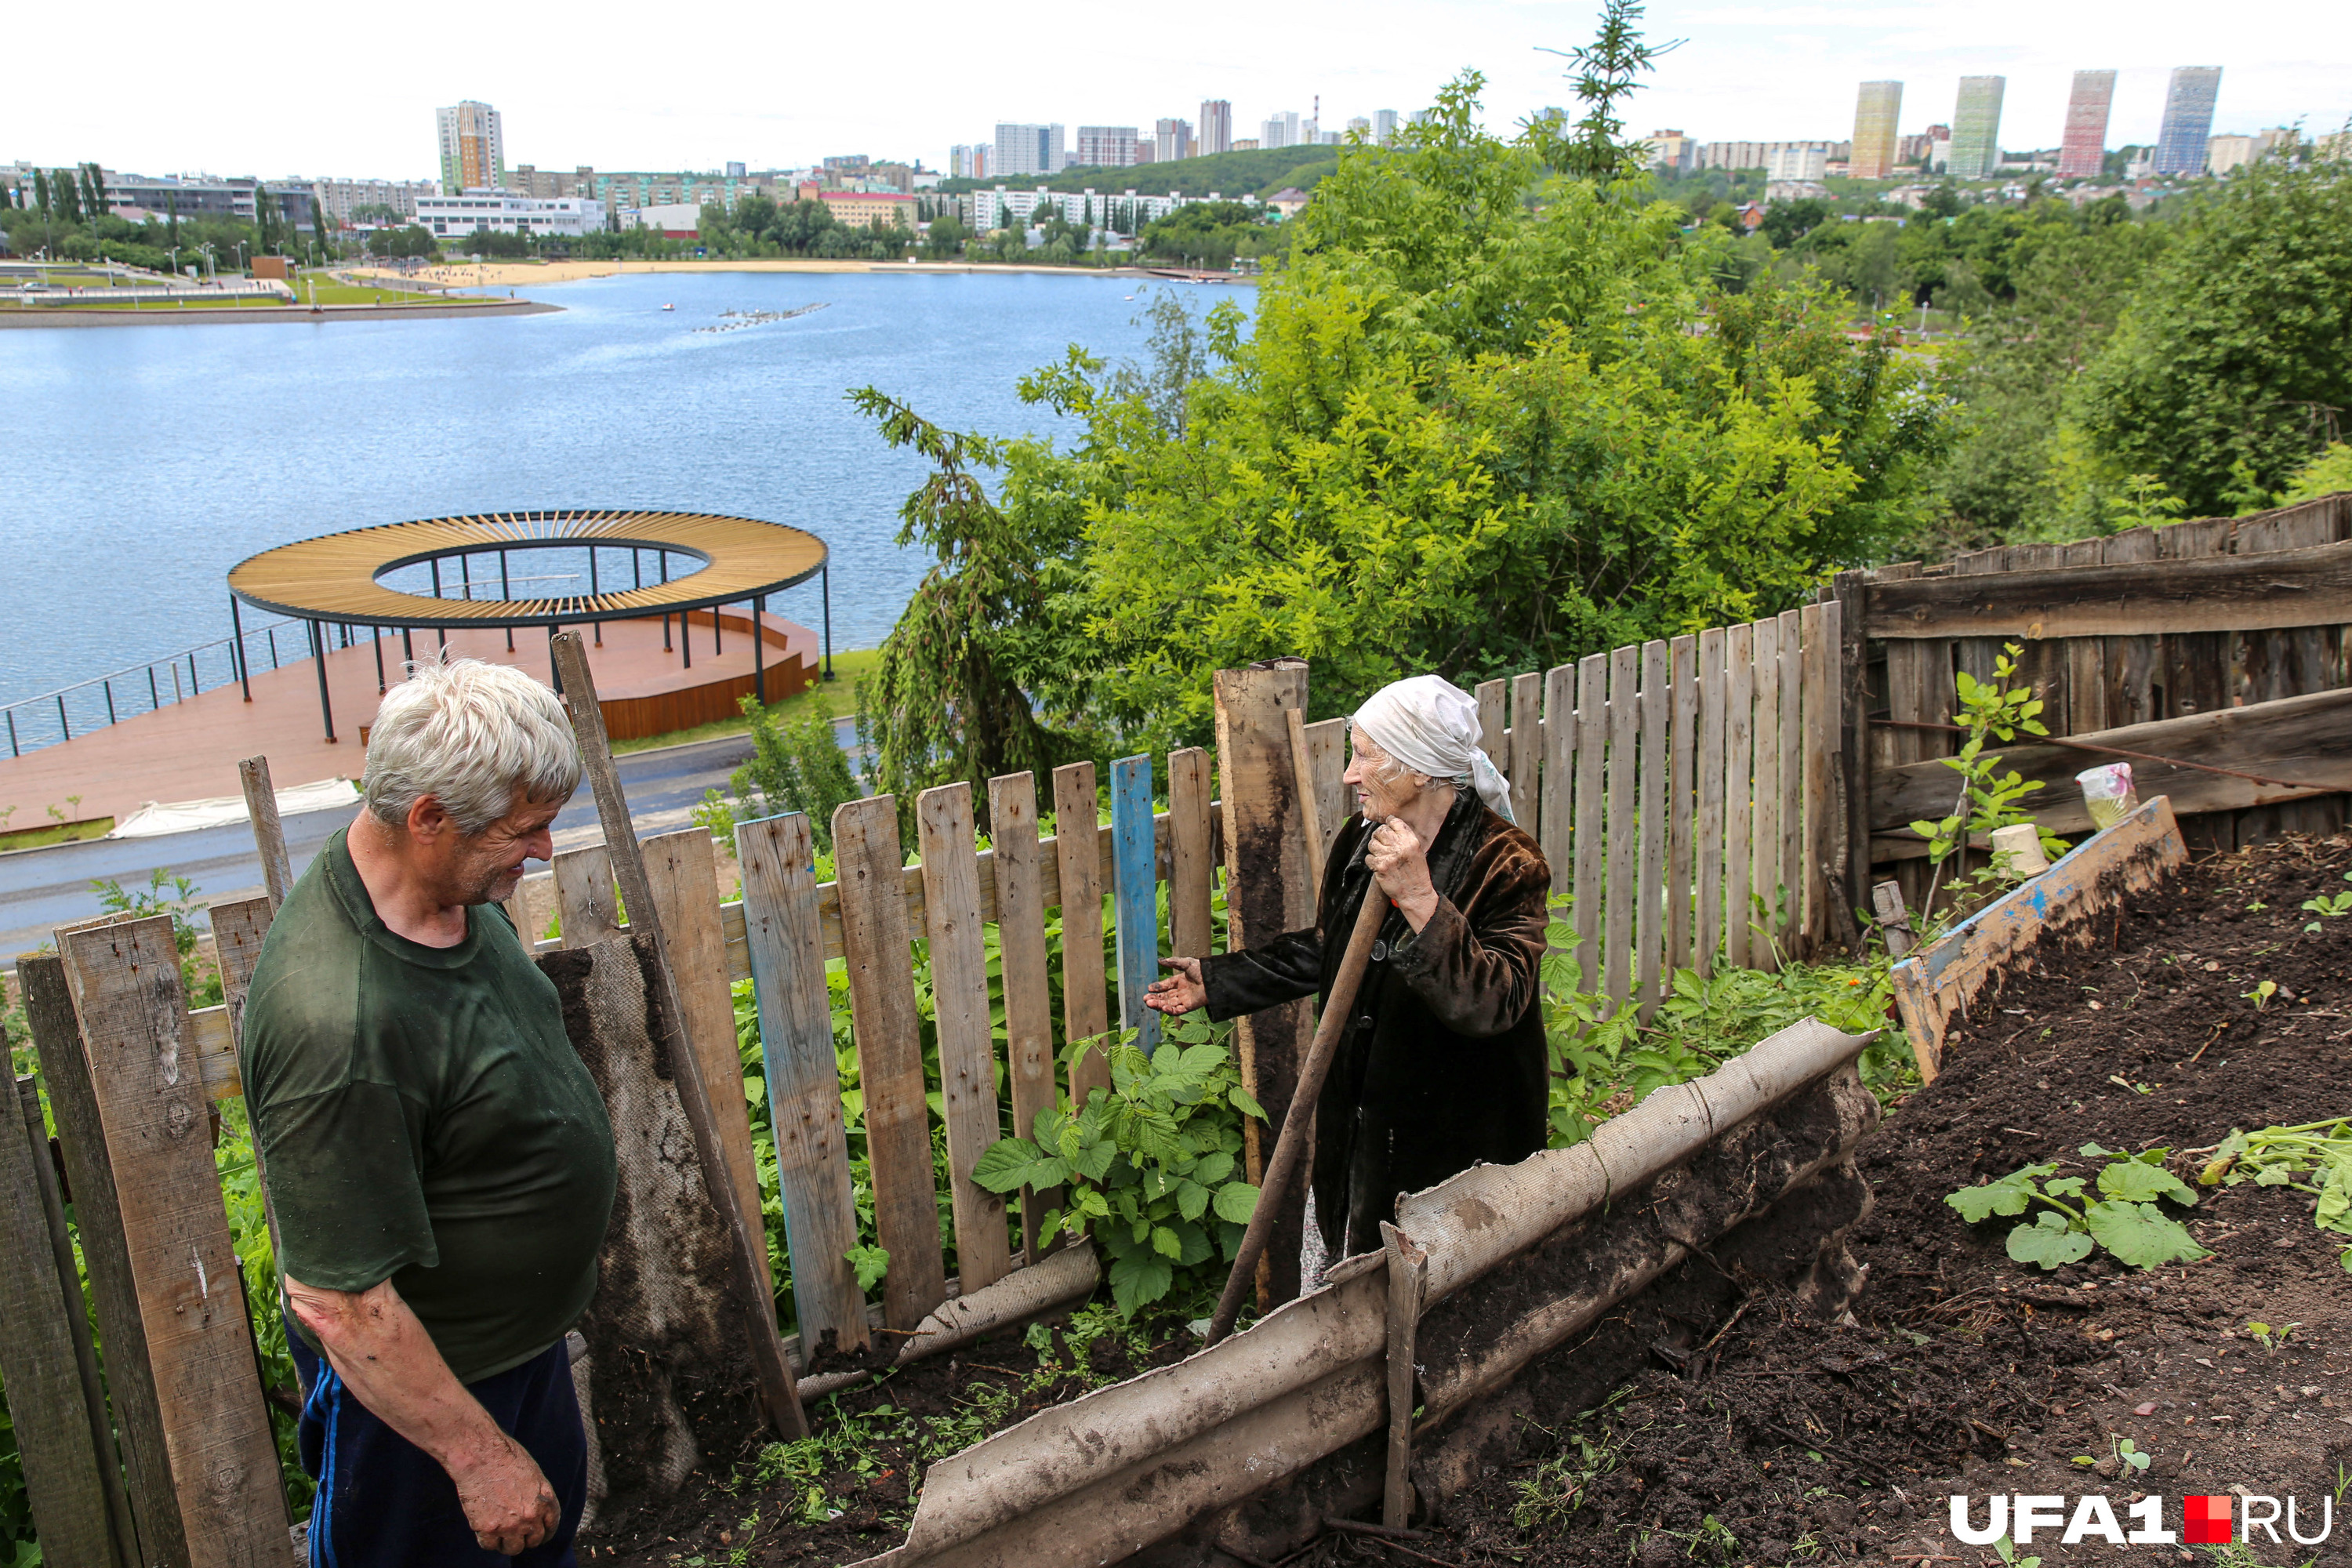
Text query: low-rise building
416 190 601 239
818 190 916 229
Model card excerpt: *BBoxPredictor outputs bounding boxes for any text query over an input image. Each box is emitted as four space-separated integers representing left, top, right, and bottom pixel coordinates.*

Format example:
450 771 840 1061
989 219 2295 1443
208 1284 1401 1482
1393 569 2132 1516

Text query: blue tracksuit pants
291 1325 587 1567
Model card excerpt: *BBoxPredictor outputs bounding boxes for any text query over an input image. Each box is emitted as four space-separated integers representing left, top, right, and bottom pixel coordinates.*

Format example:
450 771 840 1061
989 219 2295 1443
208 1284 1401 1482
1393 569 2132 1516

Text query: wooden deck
0 612 818 829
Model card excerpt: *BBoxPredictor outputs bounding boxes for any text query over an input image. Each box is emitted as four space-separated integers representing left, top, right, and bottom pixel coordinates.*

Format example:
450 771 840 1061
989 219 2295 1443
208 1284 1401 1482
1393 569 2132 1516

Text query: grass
0 815 114 851
609 648 880 755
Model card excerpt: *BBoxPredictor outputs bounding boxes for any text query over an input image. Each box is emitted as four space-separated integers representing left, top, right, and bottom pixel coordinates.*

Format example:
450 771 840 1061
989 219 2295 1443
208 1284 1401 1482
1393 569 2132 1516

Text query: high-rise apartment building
1155 118 1192 164
435 100 505 194
1373 109 1399 145
2057 70 2117 178
949 144 988 180
1197 100 1232 157
1076 128 1142 167
1261 110 1301 150
2154 67 2223 176
993 123 1065 177
1767 145 1828 181
1645 129 1697 172
1947 75 2006 179
1849 81 1902 180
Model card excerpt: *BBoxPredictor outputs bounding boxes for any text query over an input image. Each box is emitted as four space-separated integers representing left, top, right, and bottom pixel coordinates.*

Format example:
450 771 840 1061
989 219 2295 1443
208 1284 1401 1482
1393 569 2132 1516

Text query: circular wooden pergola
224 510 833 741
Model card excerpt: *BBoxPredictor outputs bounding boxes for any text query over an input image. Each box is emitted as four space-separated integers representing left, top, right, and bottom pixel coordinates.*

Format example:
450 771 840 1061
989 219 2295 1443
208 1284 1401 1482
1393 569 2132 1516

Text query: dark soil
578 1305 1201 1566
1400 831 2352 1568
586 833 2352 1568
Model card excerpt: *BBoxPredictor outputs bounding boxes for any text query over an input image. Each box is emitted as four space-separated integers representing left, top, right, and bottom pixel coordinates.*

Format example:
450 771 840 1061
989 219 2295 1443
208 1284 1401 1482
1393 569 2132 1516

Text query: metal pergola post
401 627 414 668
308 619 336 742
230 593 252 701
501 550 514 651
822 561 834 680
373 626 387 692
753 596 765 704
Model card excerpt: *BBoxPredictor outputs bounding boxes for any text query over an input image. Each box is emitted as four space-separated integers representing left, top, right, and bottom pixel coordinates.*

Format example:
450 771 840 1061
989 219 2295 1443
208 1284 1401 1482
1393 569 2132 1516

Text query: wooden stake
547 632 806 1440
237 756 292 909
1381 1221 1429 1530
1287 707 1326 892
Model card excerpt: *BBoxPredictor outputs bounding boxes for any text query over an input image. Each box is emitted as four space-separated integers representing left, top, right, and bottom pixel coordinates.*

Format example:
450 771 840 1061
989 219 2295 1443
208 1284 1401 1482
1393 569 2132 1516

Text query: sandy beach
351 257 1242 289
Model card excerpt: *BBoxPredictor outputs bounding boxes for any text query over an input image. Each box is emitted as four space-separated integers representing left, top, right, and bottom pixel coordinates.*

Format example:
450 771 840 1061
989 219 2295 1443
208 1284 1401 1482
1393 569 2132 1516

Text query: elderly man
241 658 615 1567
1147 674 1552 1261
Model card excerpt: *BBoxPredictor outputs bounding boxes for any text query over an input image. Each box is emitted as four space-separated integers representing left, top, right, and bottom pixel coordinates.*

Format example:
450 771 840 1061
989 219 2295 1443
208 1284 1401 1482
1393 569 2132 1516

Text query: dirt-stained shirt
239 827 616 1384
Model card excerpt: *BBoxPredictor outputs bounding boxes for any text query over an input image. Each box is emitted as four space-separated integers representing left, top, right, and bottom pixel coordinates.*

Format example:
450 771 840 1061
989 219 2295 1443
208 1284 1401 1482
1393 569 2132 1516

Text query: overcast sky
8 0 2349 180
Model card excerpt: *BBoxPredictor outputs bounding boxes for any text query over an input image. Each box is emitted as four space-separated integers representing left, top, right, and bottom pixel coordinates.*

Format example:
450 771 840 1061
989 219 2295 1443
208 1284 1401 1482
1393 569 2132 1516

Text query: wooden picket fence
1 608 1855 1562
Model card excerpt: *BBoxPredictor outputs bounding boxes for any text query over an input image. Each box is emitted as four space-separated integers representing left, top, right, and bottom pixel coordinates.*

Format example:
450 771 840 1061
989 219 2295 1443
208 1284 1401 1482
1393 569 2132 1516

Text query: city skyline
5 0 2343 177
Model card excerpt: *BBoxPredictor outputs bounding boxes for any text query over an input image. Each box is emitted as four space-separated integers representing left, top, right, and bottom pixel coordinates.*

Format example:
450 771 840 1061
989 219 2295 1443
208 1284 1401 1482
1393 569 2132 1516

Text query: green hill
937 146 1344 200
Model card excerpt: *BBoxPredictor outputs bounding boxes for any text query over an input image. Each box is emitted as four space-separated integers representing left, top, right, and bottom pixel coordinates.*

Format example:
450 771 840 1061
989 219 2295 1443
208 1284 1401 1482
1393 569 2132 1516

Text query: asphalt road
0 724 851 964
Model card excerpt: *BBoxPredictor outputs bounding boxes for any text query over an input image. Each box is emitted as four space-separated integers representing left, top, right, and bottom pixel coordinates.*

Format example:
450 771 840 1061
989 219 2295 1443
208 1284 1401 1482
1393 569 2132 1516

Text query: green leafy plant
972 1016 1264 1315
2243 979 2279 1011
2299 872 2352 929
1907 645 2070 922
1992 1534 2042 1568
1946 1144 2208 1270
2245 1320 2298 1353
844 1243 891 1294
723 696 863 855
2114 1436 2152 1473
2197 1118 2352 1273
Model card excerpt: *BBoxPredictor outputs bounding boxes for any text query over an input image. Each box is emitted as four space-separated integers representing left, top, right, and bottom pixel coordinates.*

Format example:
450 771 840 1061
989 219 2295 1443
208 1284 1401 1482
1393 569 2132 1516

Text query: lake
0 269 1249 715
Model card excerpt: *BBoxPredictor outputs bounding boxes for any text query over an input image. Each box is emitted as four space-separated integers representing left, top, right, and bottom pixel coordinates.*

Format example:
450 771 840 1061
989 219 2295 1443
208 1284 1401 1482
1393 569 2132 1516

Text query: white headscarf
1351 674 1515 822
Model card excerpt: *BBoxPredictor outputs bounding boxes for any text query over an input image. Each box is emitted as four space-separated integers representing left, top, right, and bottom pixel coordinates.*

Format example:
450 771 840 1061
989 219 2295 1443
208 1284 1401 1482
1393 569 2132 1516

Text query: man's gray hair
363 659 583 836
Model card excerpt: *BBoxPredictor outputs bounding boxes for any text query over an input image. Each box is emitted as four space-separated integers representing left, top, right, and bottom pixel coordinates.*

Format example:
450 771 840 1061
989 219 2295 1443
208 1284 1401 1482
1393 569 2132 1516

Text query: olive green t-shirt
240 829 616 1384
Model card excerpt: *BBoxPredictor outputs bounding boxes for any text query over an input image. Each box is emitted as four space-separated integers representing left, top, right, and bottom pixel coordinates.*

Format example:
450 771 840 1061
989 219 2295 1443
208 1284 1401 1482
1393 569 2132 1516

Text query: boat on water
661 303 674 311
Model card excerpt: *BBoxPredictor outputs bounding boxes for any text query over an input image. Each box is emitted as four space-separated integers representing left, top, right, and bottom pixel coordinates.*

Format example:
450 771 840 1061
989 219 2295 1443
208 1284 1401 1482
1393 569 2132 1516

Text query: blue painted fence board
1111 754 1162 1054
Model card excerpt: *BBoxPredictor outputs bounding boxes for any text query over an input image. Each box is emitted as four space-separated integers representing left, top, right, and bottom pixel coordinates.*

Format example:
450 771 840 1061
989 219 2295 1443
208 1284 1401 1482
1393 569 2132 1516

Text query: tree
2066 155 2352 515
32 169 50 218
1760 198 1828 248
844 389 1064 820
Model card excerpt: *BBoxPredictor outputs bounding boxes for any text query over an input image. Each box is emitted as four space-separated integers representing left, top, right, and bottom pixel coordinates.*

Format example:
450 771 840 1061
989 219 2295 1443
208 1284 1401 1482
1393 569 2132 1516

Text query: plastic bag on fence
2078 763 2138 829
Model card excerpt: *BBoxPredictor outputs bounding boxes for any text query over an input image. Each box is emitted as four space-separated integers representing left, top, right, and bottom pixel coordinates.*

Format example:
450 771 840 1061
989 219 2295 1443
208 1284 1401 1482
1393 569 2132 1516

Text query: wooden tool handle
1205 875 1389 1345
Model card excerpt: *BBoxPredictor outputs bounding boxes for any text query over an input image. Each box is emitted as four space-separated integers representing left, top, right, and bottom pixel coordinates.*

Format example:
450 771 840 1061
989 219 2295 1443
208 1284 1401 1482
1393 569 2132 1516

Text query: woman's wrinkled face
1342 726 1425 822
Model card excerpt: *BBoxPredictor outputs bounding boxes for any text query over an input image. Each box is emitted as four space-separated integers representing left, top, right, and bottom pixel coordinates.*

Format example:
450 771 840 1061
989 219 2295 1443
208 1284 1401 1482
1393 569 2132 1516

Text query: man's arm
285 1275 558 1555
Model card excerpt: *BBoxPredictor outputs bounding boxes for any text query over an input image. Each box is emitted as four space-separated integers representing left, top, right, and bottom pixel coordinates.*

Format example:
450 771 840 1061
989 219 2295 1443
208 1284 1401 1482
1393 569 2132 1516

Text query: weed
2245 1320 2299 1353
2196 1118 2352 1272
2113 1436 2151 1473
1947 1144 2207 1270
1906 645 2071 924
92 867 223 1005
1992 1534 2043 1568
2298 873 2352 928
2244 979 2279 1011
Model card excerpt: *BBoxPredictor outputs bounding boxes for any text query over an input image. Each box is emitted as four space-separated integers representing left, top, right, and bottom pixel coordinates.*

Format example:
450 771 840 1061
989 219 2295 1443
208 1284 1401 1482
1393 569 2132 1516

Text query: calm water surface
0 270 1249 713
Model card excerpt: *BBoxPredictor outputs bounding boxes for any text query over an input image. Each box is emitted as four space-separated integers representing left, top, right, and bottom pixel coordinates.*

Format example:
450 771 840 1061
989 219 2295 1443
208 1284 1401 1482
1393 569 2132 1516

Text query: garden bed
578 1302 1202 1566
1413 830 2352 1567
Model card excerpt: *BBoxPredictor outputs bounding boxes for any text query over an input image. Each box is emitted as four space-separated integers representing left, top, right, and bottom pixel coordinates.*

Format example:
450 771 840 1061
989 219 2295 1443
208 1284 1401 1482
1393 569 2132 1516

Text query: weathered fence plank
18 958 180 1568
644 827 771 1284
1 1073 126 1568
1868 533 2352 640
1509 672 1541 829
1475 679 1505 770
1167 748 1216 961
833 796 949 1330
1668 635 1697 976
1053 762 1113 1106
1602 644 1639 1010
1111 756 1161 1057
1305 717 1349 866
1695 628 1726 978
1571 652 1606 988
918 785 1014 1297
1541 662 1575 897
1723 622 1755 972
1635 640 1668 1019
1804 601 1838 949
987 774 1059 1260
554 844 622 948
58 916 287 1567
1749 615 1780 970
737 811 869 1359
1213 662 1316 1305
1778 611 1797 959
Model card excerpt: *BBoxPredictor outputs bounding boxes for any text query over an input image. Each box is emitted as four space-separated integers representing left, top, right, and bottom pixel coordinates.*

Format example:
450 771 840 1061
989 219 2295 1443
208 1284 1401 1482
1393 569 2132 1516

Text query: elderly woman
1146 674 1553 1261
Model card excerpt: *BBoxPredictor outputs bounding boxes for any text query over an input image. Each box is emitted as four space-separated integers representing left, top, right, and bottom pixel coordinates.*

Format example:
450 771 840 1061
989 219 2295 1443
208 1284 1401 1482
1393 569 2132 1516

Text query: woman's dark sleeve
1200 930 1323 1022
1388 834 1551 1038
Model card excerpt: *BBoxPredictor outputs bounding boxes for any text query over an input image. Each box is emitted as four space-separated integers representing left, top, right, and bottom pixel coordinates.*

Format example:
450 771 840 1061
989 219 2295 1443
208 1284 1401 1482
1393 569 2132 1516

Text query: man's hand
287 1274 561 1552
1364 818 1440 931
1145 956 1206 1016
449 1428 560 1554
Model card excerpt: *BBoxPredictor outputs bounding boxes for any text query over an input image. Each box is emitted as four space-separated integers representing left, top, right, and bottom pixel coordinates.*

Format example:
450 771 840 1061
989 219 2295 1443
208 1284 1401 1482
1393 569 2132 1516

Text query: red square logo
2184 1495 2233 1544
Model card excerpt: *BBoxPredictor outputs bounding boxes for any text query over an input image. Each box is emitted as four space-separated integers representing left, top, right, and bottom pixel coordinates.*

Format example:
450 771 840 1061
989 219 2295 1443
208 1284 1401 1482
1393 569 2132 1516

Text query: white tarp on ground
109 778 360 839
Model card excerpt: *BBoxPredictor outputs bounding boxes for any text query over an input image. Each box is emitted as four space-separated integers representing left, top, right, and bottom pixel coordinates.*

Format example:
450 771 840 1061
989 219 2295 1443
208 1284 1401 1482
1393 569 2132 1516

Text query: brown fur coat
1200 789 1552 1260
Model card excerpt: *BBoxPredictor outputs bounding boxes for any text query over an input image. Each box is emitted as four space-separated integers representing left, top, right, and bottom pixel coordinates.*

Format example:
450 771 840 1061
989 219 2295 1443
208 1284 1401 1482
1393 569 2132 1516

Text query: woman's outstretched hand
1145 956 1207 1016
1365 817 1441 931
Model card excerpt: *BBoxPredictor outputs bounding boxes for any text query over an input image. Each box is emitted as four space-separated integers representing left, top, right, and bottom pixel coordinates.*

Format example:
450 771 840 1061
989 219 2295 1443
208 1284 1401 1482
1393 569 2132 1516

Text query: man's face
411 793 565 908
